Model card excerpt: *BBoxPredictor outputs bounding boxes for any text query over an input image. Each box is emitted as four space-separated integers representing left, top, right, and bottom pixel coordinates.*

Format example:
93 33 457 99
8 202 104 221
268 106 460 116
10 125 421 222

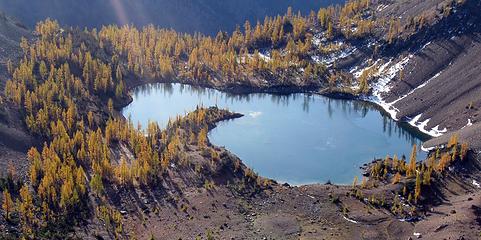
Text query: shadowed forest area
0 0 343 35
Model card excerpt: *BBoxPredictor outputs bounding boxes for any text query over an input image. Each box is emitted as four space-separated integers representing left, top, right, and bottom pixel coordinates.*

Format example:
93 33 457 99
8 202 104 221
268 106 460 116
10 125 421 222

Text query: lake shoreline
117 78 479 239
119 101 481 240
123 81 427 185
121 76 433 140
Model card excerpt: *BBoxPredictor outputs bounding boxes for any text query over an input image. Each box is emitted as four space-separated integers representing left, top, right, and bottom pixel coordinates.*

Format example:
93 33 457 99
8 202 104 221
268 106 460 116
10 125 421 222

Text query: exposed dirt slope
377 0 450 21
333 0 480 145
118 182 415 239
424 122 481 150
83 146 481 240
0 11 30 90
386 30 481 134
0 12 32 176
412 151 481 240
379 0 481 136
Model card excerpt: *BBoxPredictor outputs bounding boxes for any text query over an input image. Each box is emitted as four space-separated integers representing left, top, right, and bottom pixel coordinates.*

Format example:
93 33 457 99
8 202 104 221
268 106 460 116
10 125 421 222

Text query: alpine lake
122 83 428 185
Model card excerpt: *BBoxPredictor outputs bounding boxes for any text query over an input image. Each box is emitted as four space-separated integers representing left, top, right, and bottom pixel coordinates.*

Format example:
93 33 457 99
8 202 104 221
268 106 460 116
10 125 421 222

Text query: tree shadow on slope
423 151 481 207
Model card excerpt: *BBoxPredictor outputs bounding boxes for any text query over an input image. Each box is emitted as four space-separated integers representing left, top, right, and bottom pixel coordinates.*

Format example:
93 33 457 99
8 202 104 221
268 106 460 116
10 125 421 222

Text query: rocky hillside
0 0 480 239
0 11 29 90
379 0 481 143
328 0 481 149
0 0 343 35
0 12 32 176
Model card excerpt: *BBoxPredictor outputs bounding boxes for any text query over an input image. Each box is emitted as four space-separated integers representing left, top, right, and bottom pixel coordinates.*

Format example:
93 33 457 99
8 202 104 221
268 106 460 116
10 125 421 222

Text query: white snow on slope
357 56 412 121
388 71 448 137
258 51 271 62
343 215 358 224
377 4 388 12
461 119 473 129
408 114 447 137
420 41 431 51
467 118 473 127
473 179 481 188
312 45 357 67
353 55 449 137
312 33 324 46
421 145 435 152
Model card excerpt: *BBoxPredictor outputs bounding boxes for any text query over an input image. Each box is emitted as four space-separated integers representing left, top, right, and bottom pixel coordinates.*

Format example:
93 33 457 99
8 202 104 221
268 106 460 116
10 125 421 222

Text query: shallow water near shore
122 83 428 185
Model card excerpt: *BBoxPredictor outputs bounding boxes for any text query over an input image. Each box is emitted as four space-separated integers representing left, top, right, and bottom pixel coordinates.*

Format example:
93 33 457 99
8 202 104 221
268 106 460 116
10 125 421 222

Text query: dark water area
123 83 428 185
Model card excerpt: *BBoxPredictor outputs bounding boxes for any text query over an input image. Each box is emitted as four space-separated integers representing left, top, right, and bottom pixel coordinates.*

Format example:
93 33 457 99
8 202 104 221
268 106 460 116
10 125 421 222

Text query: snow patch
343 216 358 224
246 50 272 63
353 59 379 78
421 145 436 152
431 125 447 136
467 118 473 126
461 119 473 129
359 56 412 121
350 51 451 137
359 59 448 137
422 143 446 152
420 41 431 51
374 55 413 95
312 33 323 46
258 51 271 62
407 114 446 137
408 114 423 126
377 4 388 12
473 180 481 188
349 65 359 74
312 46 357 67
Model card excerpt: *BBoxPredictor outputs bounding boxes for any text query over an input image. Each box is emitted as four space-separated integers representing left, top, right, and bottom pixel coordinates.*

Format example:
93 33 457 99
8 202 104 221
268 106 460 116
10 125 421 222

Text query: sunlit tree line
1 19 233 238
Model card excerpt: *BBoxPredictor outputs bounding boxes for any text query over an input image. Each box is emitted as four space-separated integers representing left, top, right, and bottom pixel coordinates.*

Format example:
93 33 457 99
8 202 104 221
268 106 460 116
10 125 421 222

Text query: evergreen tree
414 172 422 202
407 145 417 177
2 190 14 221
90 174 104 196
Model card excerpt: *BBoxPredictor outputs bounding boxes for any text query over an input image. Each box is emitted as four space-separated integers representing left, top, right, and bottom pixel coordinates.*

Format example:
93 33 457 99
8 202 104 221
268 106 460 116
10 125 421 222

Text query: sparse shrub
203 179 215 190
392 172 401 184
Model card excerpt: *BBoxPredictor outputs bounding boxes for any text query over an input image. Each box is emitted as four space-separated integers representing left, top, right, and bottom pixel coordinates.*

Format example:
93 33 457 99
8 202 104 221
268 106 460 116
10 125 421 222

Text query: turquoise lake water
122 83 428 185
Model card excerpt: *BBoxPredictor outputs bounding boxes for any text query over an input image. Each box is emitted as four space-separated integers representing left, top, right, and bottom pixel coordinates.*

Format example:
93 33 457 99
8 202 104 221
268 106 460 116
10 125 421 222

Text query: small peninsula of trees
1 19 252 238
